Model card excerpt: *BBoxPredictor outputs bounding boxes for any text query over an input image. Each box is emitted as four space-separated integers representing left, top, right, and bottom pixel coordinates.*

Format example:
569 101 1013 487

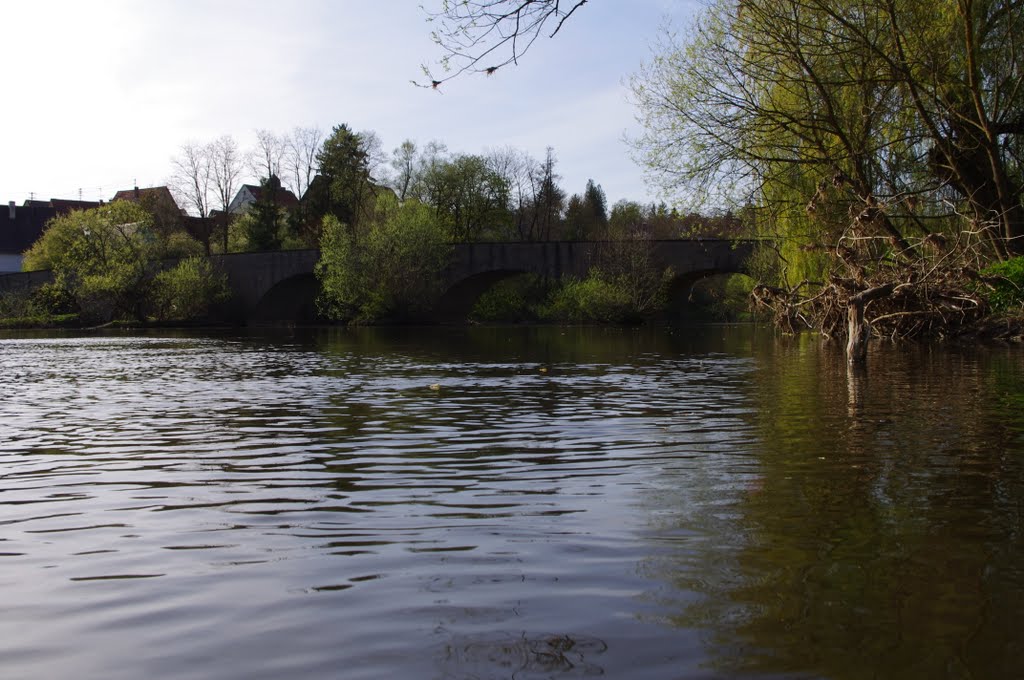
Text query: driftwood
846 283 896 363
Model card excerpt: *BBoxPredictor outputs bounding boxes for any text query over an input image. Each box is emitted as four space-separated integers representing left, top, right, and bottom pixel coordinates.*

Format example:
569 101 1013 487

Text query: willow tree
631 0 1024 348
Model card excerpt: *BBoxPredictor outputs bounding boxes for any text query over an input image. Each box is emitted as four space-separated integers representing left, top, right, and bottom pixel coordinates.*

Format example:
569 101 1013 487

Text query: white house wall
0 253 23 273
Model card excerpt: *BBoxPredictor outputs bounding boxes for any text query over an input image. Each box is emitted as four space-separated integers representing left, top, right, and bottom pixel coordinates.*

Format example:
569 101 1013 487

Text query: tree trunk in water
846 283 896 364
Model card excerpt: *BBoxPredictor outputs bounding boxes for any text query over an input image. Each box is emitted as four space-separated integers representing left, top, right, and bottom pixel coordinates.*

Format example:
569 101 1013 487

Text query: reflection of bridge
0 240 757 323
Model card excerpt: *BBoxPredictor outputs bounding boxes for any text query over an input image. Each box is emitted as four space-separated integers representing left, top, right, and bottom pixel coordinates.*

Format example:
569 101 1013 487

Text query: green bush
981 257 1024 313
31 282 78 316
542 275 633 323
76 272 130 323
688 274 757 321
0 284 80 326
151 257 230 321
470 274 550 323
0 290 32 319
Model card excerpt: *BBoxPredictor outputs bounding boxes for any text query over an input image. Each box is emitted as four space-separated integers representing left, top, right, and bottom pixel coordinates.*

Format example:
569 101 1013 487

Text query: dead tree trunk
846 283 895 364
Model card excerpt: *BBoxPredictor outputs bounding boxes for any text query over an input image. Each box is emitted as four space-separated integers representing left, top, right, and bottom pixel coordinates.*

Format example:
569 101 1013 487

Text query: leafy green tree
608 200 646 238
316 195 453 322
419 153 512 241
563 179 609 240
315 124 377 232
630 0 1024 342
20 201 225 323
315 214 361 321
23 201 160 321
544 276 633 323
633 0 1024 254
363 196 454 318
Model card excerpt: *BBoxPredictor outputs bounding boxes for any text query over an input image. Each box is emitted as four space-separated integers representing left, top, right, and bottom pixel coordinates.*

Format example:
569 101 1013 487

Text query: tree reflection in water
642 337 1024 679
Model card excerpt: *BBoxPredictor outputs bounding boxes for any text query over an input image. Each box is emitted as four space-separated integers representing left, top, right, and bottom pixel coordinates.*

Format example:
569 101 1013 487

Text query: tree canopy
313 124 378 232
21 200 226 322
630 0 1024 340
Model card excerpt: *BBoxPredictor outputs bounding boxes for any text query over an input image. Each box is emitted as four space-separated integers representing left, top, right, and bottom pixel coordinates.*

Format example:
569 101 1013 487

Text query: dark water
1 326 1022 680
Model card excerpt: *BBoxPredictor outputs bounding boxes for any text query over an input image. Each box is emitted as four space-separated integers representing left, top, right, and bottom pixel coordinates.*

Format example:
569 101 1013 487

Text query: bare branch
418 0 588 88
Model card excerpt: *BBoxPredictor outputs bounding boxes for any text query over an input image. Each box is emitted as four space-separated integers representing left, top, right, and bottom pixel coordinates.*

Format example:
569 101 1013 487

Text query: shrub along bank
5 201 230 327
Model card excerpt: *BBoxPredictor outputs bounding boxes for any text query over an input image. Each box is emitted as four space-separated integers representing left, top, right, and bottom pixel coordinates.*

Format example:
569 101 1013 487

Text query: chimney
134 185 140 200
8 201 14 219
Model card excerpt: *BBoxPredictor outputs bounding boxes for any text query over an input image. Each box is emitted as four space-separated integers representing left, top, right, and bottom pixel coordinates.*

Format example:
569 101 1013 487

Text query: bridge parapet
447 241 598 282
0 269 54 296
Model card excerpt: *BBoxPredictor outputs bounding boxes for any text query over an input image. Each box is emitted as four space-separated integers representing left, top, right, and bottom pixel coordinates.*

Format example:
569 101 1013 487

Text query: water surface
1 326 1022 679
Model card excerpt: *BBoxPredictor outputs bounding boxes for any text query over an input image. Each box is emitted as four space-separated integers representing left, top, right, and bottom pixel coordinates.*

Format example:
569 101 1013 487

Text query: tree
631 0 1024 349
171 141 213 253
487 146 542 240
419 153 513 240
390 140 419 201
534 147 565 240
421 0 589 87
251 128 285 182
608 200 645 238
151 257 229 321
563 179 608 239
316 194 453 322
285 126 324 200
209 135 245 254
315 124 378 233
583 180 608 231
247 175 285 251
563 194 588 241
22 202 160 322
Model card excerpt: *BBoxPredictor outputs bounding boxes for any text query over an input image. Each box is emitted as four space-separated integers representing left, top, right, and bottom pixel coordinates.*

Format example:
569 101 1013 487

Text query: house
228 180 299 214
0 198 101 273
111 185 183 216
24 198 102 213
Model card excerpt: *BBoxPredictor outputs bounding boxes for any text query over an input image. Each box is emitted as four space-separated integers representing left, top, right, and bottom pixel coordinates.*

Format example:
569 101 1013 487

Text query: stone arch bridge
218 239 757 322
0 240 758 323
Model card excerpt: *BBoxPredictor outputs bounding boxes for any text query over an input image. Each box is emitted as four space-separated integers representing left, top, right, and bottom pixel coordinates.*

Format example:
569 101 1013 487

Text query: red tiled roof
242 184 300 208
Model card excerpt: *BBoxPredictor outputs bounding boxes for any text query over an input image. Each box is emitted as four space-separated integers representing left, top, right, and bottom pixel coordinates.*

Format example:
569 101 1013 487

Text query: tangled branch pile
752 227 1023 341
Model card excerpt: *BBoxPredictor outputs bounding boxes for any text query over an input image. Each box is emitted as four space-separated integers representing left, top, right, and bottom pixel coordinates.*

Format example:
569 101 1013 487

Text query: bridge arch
249 272 322 324
667 267 757 321
212 249 320 322
433 269 534 322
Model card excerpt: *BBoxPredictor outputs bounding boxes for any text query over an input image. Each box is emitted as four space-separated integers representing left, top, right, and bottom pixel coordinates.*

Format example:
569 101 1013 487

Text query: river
1 325 1022 679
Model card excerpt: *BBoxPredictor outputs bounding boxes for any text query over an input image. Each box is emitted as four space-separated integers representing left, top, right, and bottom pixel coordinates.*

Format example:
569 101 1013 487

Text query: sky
1 0 698 210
